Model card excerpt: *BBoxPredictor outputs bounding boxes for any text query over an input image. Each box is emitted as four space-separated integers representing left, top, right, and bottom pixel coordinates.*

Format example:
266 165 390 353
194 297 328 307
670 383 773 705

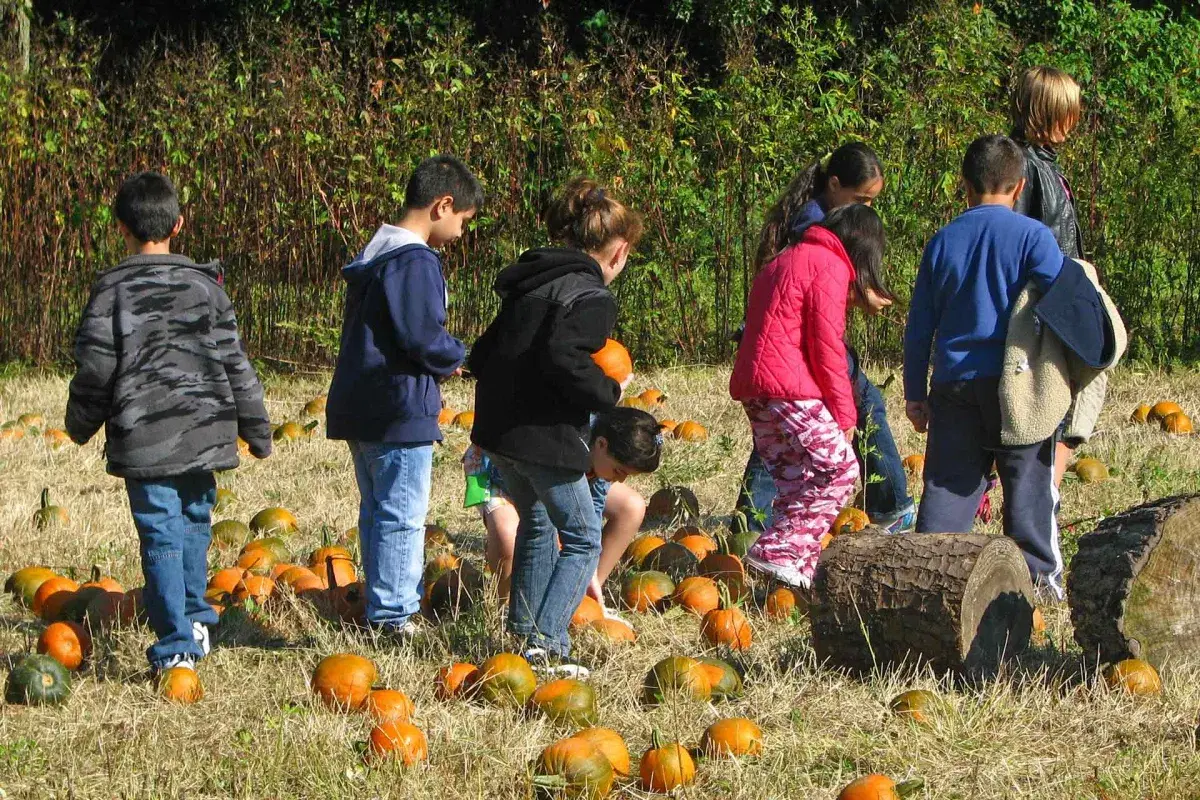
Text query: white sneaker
192 622 211 658
600 606 624 622
744 553 812 590
522 647 591 680
157 653 196 673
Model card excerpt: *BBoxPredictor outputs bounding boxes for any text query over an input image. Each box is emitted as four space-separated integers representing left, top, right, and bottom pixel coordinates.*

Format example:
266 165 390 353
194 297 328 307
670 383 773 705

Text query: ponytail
547 178 644 252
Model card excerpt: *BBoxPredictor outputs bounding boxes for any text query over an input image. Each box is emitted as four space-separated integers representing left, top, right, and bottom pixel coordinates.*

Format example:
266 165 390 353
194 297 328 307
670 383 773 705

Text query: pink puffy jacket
729 225 856 430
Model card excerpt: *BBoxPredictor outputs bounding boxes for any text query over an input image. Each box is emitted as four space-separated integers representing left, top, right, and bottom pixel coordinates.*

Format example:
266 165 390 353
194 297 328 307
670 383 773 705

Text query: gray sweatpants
914 377 1063 598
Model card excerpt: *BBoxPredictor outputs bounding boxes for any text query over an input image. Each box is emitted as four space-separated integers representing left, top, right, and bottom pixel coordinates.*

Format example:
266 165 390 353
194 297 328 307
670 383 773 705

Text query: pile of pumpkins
0 412 72 448
590 338 709 443
1131 400 1193 434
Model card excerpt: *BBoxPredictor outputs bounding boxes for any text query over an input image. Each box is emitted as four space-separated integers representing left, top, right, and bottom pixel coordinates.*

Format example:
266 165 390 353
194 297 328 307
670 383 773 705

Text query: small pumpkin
323 554 368 624
641 541 699 581
249 507 299 535
621 571 675 613
701 717 763 758
214 487 237 513
837 775 923 800
231 574 275 605
831 507 870 535
5 654 71 706
701 606 753 651
212 519 252 549
159 667 204 704
658 419 679 434
674 534 718 562
17 412 45 430
364 688 415 724
639 731 696 793
672 576 720 616
889 689 939 725
473 653 538 708
586 617 637 644
642 655 711 706
645 486 700 523
6 565 59 607
312 653 378 710
533 736 614 800
303 395 327 416
673 421 708 442
1162 411 1194 434
84 589 131 629
1148 401 1183 423
624 535 666 567
528 678 599 727
570 595 605 629
764 586 805 621
33 576 79 622
574 727 630 777
237 437 251 457
453 410 476 429
618 396 651 411
438 406 457 426
638 388 667 407
43 428 72 449
591 338 633 385
33 488 69 530
1071 457 1109 483
366 720 429 766
696 656 744 702
37 621 92 671
423 563 484 619
1130 403 1152 424
1104 658 1162 697
435 662 480 700
902 454 925 476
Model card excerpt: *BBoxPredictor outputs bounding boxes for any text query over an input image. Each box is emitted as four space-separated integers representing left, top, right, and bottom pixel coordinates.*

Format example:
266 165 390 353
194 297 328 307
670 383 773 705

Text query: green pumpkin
724 530 759 558
697 657 744 702
474 654 538 708
642 655 711 706
528 678 598 727
213 488 237 513
533 736 614 800
645 486 700 523
6 654 72 706
6 566 58 607
33 488 69 530
642 542 699 582
211 519 251 549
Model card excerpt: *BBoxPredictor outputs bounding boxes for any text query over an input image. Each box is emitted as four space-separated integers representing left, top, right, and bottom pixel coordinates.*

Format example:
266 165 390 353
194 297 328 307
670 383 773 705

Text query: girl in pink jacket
730 203 891 589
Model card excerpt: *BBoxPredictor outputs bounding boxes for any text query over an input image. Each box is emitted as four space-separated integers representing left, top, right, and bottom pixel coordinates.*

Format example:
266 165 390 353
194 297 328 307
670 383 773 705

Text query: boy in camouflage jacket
67 172 272 675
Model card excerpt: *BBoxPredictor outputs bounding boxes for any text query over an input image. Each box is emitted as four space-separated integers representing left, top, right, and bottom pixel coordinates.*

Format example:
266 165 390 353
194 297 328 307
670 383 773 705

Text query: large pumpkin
528 678 598 727
309 545 357 587
1104 658 1162 697
645 486 700 523
249 507 299 535
641 542 699 582
642 656 711 706
701 717 763 758
672 576 720 616
591 338 632 385
6 565 59 608
159 667 204 704
367 720 429 766
638 731 695 793
1148 401 1183 423
533 736 614 800
33 576 79 622
621 571 675 613
311 653 378 710
570 595 605 629
435 662 481 701
586 617 637 644
837 775 923 800
695 656 744 702
701 606 753 651
473 653 537 708
1162 411 1194 434
574 727 631 778
212 520 252 549
5 654 71 706
624 535 666 567
37 621 92 671
673 421 709 442
364 688 415 724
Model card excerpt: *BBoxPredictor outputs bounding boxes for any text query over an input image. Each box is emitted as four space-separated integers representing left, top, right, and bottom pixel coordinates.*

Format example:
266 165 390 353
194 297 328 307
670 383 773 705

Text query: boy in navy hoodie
904 135 1065 597
326 155 482 635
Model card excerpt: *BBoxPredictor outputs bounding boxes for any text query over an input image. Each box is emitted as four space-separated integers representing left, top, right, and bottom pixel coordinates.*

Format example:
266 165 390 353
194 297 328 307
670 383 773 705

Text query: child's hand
906 401 931 433
619 372 635 393
842 426 857 444
585 575 604 604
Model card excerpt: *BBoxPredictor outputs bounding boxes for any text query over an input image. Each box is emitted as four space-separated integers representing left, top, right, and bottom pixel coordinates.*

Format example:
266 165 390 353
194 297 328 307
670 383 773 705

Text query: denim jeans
348 441 432 629
126 472 220 669
734 352 913 532
489 453 602 657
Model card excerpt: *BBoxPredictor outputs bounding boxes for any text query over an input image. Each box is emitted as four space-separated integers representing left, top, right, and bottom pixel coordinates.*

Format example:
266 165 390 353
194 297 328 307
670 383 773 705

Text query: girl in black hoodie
469 178 643 670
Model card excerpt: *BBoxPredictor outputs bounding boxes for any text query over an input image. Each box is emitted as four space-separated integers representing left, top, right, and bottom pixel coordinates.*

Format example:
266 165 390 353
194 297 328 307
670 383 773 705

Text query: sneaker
154 653 196 674
872 503 917 534
522 647 591 680
600 605 624 622
743 553 812 591
192 621 211 658
373 619 421 644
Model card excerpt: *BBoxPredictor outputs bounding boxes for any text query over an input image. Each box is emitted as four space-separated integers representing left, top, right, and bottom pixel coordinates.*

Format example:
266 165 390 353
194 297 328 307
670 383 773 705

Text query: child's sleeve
214 287 273 459
903 245 937 402
1024 225 1064 293
382 251 467 377
804 273 855 431
65 285 116 445
540 292 621 411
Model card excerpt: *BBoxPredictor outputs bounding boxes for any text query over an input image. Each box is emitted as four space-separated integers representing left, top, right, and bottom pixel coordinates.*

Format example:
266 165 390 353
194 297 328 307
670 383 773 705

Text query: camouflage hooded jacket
66 254 273 478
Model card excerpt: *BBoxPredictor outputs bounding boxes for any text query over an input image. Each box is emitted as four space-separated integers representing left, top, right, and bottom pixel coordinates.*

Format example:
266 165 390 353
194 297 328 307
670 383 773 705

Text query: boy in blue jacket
904 135 1065 598
327 155 482 635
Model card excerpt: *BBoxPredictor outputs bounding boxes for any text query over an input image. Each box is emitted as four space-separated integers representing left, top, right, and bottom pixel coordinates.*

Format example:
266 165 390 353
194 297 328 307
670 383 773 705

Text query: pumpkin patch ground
1 368 1199 798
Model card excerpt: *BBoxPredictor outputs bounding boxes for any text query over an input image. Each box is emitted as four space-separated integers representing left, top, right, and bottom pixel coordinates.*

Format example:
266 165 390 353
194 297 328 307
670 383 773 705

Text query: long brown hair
546 177 644 252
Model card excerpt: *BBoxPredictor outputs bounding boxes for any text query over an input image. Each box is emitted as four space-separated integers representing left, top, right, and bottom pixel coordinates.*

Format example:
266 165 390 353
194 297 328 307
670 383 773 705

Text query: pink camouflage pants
742 398 859 589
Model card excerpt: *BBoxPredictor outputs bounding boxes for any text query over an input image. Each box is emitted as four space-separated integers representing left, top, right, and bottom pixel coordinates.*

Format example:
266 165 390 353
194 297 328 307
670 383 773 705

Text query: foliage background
0 0 1197 368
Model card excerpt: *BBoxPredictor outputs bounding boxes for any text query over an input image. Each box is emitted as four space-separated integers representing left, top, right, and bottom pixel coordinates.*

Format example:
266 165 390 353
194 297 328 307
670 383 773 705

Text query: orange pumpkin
207 567 247 599
1162 411 1194 434
673 421 708 442
33 576 79 622
438 407 457 426
658 419 680 433
832 507 870 535
698 545 747 601
624 535 667 567
424 551 462 583
309 549 357 588
701 717 763 758
570 595 605 629
638 388 667 407
621 571 675 612
642 656 712 705
837 774 923 800
574 726 631 777
639 731 695 792
0 423 25 441
619 396 650 411
764 586 805 621
249 506 299 535
587 617 637 643
43 428 72 449
364 688 415 724
37 621 92 671
675 534 718 561
528 678 598 727
435 662 480 700
453 411 476 429
276 565 320 588
902 454 925 476
473 653 538 708
1149 401 1183 423
533 736 614 799
672 576 720 616
701 606 753 651
366 720 429 766
312 653 377 710
231 575 275 605
591 338 633 384
1130 403 1152 424
159 667 204 704
1104 658 1162 697
889 690 939 726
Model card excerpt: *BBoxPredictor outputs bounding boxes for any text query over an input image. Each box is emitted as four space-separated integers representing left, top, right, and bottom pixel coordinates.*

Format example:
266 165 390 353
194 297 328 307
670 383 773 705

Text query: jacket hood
343 224 432 283
800 225 857 283
106 254 221 281
494 247 603 297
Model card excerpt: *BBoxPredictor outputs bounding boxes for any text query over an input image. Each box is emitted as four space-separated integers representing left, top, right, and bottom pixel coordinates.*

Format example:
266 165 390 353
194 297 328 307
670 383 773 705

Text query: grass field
1 365 1199 800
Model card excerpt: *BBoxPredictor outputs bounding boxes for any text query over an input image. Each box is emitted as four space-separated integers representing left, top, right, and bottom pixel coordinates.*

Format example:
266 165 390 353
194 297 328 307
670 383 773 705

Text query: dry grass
1 365 1199 800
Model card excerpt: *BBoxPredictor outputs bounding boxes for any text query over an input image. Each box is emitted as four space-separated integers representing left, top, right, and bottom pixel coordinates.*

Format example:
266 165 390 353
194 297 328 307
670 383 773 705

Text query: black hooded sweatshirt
469 247 621 471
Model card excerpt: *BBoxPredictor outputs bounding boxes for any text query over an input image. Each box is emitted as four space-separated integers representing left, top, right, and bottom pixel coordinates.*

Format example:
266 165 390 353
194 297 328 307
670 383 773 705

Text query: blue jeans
487 453 610 520
734 352 913 532
348 441 432 629
489 453 602 657
126 473 220 669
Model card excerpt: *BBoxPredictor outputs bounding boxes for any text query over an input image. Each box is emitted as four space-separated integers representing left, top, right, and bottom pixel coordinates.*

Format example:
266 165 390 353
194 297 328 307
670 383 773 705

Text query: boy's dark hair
819 204 892 302
754 142 883 271
114 172 180 243
592 407 662 473
962 135 1026 195
404 154 484 212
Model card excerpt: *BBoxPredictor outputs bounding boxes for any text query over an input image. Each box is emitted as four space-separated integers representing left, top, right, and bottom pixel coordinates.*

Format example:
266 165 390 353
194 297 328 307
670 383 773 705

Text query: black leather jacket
1013 141 1083 258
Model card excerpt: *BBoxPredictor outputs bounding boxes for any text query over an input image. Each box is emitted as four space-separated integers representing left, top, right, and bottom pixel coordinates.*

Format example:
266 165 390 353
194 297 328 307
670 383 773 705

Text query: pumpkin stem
649 728 666 750
40 487 49 510
325 554 340 591
91 565 101 584
303 420 319 433
895 779 925 797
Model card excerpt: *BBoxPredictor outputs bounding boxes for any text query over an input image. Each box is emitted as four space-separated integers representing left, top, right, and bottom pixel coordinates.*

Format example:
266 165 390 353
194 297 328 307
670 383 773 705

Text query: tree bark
812 532 1034 679
1067 494 1200 670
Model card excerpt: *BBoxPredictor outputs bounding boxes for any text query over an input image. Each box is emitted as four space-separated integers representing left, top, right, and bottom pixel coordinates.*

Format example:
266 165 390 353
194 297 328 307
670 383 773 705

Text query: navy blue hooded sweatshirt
326 225 466 444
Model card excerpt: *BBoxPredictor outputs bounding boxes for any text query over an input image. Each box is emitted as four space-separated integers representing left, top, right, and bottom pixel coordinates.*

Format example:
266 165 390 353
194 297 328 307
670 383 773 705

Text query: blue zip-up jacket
904 204 1062 402
326 225 466 444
